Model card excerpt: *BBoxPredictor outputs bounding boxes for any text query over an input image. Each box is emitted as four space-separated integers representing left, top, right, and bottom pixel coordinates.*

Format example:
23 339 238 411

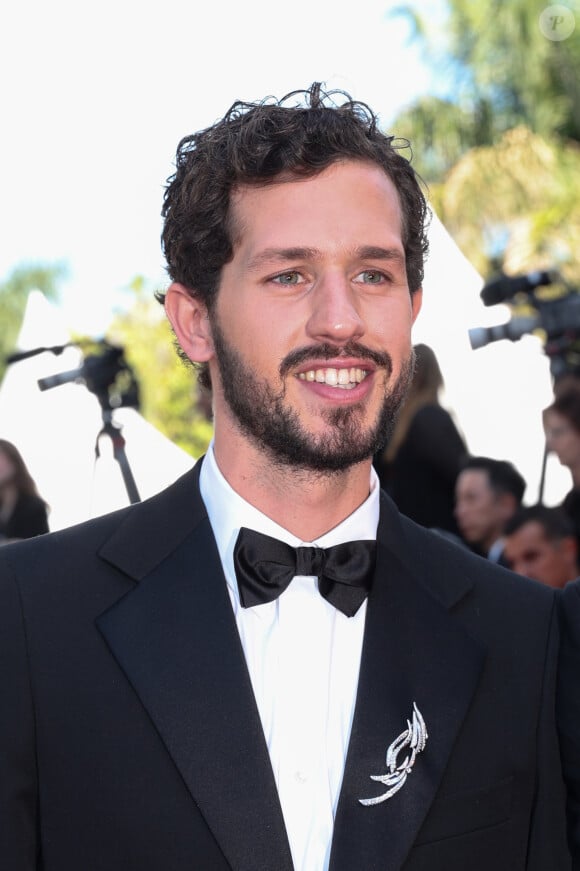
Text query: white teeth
298 367 367 388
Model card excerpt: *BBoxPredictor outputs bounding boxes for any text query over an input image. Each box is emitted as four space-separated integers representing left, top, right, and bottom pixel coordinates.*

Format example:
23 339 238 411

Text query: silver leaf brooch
359 702 428 806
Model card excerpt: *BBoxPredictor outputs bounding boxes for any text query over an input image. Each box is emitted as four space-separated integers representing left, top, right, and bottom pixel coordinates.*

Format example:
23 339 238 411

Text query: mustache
279 342 392 377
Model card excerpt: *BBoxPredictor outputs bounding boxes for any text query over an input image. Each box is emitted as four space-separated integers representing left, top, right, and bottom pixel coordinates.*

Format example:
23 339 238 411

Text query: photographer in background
503 505 578 589
543 388 580 550
374 343 467 536
455 456 526 565
0 439 49 543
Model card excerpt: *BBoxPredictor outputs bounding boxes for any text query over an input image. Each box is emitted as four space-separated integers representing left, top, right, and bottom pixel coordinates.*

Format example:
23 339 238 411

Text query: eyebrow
246 245 406 271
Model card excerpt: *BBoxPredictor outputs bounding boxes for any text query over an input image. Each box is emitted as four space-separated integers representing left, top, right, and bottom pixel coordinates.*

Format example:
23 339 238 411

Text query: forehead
515 522 549 544
229 160 405 257
506 522 551 554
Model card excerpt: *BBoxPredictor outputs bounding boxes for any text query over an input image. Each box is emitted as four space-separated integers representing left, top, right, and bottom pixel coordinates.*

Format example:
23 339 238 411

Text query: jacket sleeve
558 579 580 868
0 552 39 868
527 594 571 869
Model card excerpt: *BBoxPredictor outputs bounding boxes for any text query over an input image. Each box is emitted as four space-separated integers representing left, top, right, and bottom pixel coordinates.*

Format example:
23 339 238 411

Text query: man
0 84 570 870
558 577 580 865
503 505 579 589
454 455 526 564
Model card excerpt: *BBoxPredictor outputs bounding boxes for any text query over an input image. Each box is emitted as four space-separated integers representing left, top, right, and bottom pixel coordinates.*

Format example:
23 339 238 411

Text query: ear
411 288 423 324
164 282 214 364
498 493 518 523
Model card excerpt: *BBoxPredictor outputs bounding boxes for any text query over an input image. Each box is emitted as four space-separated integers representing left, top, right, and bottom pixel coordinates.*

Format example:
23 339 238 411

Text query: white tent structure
0 291 194 531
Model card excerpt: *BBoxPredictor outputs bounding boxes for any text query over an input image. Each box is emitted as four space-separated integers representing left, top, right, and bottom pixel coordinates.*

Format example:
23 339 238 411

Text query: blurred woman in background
374 343 467 535
544 387 580 547
0 438 49 543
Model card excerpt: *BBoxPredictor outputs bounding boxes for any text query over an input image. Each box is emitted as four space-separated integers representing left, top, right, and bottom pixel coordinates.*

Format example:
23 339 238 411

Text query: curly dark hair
160 82 429 310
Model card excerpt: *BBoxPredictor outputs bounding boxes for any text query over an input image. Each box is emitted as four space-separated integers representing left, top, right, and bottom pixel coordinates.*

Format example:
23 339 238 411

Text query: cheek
0 458 13 478
381 308 414 346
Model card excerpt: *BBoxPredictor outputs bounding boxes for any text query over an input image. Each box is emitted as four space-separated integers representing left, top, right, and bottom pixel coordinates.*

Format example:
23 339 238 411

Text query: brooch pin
359 702 428 806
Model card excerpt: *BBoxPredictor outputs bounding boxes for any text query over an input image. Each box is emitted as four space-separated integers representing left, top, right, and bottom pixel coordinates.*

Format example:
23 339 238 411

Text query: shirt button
295 770 309 784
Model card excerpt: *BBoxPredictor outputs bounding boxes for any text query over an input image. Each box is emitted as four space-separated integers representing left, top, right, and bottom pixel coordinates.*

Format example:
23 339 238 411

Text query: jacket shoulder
397 508 556 614
0 463 201 579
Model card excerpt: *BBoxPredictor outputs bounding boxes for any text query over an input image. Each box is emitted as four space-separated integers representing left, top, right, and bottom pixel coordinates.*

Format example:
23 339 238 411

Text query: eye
356 270 388 285
272 271 302 286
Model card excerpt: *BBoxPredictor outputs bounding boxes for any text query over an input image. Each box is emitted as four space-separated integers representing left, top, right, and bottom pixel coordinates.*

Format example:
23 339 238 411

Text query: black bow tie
233 527 376 617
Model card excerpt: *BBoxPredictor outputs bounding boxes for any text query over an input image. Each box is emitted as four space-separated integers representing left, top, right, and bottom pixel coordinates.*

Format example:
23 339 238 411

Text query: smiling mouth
297 367 369 390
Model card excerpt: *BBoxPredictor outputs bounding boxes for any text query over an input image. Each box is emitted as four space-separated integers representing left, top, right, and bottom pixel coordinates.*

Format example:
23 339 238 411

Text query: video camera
6 339 140 412
38 340 140 412
5 338 142 503
468 270 580 379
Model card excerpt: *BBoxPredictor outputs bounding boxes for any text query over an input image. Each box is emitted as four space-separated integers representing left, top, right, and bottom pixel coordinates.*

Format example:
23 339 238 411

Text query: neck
213 431 373 541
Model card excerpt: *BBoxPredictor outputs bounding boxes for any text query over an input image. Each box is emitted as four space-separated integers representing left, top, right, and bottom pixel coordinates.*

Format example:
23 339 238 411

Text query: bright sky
1 0 445 336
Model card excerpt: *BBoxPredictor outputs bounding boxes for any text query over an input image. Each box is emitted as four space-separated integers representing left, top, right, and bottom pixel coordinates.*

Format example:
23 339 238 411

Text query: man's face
206 160 421 472
454 469 510 552
504 521 577 589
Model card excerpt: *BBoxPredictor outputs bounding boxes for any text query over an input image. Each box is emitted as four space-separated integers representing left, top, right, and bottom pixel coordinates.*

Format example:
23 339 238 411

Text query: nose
304 272 364 345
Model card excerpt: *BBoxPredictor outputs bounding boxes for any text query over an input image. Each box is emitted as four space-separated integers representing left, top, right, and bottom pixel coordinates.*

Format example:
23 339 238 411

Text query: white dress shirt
199 443 380 871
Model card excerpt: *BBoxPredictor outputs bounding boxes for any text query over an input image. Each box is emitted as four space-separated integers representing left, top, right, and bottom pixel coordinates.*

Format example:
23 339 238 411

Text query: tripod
21 339 142 507
94 407 140 505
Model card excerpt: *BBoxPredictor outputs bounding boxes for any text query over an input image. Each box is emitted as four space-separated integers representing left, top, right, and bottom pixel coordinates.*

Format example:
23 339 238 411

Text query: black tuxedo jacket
0 462 571 870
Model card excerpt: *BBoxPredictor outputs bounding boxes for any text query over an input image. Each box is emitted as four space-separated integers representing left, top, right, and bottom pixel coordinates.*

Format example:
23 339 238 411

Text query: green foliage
107 277 213 458
436 126 580 280
445 0 580 139
387 2 580 279
390 0 580 181
0 262 66 384
393 95 494 181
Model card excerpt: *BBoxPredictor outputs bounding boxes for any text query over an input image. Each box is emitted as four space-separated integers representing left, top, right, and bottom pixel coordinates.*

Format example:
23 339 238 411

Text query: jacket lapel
330 495 485 871
94 465 485 871
96 464 293 871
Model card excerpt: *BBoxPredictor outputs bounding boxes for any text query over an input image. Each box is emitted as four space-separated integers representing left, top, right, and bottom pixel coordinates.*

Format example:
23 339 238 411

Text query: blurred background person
552 373 580 400
0 438 49 543
543 388 580 549
503 504 578 589
374 342 467 535
455 456 526 564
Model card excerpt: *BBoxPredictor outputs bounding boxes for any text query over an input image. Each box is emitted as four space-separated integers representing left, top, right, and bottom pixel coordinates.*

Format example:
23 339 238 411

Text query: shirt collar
487 538 505 563
200 441 380 601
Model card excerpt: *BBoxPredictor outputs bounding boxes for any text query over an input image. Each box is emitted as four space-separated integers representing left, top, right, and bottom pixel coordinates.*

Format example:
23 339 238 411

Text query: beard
210 315 414 473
